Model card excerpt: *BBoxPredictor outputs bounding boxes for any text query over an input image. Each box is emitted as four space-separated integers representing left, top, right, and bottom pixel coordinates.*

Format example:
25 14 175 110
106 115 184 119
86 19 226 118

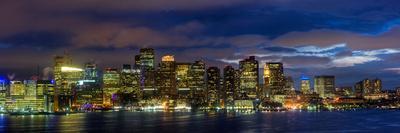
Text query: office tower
120 64 141 93
37 80 54 112
176 63 191 100
54 53 72 90
0 79 6 91
24 80 37 100
157 55 177 108
314 76 335 98
0 79 6 110
223 65 235 108
354 78 382 98
10 81 24 99
264 62 285 96
188 60 206 107
300 76 311 94
141 69 157 100
207 67 220 108
239 56 259 99
134 55 141 67
102 68 120 106
139 48 155 70
76 62 102 108
119 64 141 106
53 53 78 112
284 76 295 94
5 80 45 112
57 66 83 112
372 78 382 93
137 48 157 100
83 62 99 81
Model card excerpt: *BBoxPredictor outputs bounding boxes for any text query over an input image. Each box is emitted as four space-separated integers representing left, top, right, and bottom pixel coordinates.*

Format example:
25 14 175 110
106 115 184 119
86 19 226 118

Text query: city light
61 67 83 72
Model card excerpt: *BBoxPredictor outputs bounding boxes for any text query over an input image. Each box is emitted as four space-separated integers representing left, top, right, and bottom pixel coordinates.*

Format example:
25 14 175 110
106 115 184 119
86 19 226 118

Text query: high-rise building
207 67 221 108
24 80 37 100
300 76 311 94
139 48 155 70
157 55 177 108
239 56 259 99
176 63 191 100
10 81 24 99
134 55 141 68
314 76 335 98
102 68 120 106
264 62 285 96
57 66 83 112
0 79 6 110
53 53 79 112
223 65 235 108
188 60 206 107
354 78 382 98
37 80 54 112
76 62 102 109
284 76 295 94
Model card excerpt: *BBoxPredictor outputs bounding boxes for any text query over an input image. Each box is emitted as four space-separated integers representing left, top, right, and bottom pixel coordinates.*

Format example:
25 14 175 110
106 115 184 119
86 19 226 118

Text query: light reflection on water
1 110 400 132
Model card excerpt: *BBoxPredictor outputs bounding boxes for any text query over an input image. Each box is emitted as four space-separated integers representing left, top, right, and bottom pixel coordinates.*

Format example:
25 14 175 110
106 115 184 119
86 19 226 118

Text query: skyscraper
264 62 285 96
134 55 141 68
139 48 155 70
301 76 311 94
24 80 37 100
157 55 177 108
76 62 102 108
354 78 382 98
57 66 83 112
314 76 335 98
188 60 206 107
239 56 259 99
102 68 120 106
176 63 191 100
223 65 235 108
37 80 54 112
207 67 221 108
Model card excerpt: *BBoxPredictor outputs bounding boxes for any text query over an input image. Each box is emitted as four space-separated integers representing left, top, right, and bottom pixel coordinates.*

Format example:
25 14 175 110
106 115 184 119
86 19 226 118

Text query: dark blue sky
1 0 400 89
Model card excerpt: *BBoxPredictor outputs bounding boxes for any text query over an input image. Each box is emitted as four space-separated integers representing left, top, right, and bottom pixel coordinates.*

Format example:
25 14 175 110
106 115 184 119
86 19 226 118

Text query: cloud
330 56 381 67
384 68 400 74
273 27 400 50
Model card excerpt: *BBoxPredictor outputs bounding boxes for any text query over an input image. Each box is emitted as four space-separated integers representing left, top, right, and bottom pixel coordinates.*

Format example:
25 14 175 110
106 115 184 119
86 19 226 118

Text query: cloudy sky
1 0 400 89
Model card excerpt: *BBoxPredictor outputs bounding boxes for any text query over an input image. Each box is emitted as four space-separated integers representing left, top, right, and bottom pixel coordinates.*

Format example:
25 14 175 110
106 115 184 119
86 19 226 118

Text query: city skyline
2 0 400 90
0 48 394 90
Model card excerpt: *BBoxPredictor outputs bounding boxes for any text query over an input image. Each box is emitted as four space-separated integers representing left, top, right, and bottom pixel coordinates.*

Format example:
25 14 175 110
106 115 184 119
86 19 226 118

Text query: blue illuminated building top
301 75 310 80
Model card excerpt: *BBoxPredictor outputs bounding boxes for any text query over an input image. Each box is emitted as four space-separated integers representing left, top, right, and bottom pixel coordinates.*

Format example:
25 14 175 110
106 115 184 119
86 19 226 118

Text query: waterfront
1 110 399 132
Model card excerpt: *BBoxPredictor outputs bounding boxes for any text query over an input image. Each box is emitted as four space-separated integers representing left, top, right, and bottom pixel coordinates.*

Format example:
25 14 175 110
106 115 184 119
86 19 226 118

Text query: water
1 110 399 132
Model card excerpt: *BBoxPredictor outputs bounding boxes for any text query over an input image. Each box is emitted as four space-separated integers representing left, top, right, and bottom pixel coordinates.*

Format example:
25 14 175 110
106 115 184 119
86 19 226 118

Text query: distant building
76 62 102 108
300 76 311 94
24 80 37 100
139 48 155 70
37 80 55 112
176 63 191 100
335 86 353 97
188 60 206 107
10 81 24 99
157 55 177 107
53 53 82 112
264 62 285 96
207 67 220 108
314 76 335 98
102 68 120 106
223 65 235 108
354 78 382 98
239 56 259 99
284 76 295 95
